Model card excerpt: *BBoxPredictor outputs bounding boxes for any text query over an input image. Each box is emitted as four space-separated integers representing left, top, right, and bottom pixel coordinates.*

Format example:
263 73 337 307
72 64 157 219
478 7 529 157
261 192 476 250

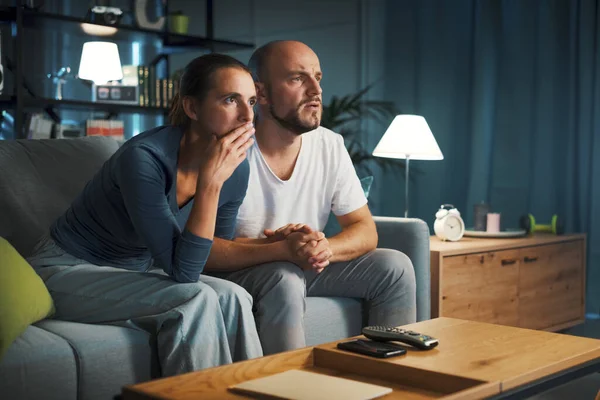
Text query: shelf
0 96 169 115
3 1 255 138
0 7 254 53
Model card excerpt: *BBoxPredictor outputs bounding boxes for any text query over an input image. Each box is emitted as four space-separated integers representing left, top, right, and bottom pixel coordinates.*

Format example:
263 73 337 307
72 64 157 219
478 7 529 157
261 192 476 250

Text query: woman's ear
182 96 199 121
255 82 269 105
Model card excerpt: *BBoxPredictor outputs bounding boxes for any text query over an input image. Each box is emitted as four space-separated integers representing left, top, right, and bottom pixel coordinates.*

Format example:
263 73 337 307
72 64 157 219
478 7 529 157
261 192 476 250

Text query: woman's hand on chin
196 122 255 188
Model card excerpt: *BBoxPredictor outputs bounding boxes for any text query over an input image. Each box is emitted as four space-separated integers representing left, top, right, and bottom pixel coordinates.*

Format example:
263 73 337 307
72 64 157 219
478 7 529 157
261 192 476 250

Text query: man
205 40 416 355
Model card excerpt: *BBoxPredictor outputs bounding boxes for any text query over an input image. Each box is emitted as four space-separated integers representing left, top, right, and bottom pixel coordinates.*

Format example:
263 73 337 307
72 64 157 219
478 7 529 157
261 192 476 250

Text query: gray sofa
0 136 430 400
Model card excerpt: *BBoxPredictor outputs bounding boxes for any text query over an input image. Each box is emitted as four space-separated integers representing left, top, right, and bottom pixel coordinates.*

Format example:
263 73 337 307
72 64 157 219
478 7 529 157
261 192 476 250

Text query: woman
26 54 262 376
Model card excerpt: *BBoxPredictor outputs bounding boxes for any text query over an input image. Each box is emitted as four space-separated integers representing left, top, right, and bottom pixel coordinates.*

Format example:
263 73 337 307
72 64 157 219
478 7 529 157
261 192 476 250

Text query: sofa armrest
373 216 431 321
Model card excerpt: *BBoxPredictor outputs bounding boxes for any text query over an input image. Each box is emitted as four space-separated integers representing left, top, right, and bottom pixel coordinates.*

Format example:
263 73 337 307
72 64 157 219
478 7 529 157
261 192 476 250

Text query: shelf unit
1 1 255 138
0 95 172 115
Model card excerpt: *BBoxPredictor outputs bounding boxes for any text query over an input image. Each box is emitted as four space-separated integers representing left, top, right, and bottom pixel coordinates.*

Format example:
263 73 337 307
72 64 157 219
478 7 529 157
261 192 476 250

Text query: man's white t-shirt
235 126 368 238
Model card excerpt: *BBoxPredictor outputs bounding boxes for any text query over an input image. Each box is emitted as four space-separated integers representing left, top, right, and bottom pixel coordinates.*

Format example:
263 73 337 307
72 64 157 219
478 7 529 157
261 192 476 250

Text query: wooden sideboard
430 234 586 331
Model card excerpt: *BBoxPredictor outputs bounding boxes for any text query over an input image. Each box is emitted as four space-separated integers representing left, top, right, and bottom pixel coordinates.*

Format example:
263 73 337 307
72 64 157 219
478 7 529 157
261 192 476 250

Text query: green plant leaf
322 85 415 177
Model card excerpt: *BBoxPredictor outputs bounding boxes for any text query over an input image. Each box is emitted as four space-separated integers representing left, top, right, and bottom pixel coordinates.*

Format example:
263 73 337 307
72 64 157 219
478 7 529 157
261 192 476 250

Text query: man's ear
182 96 199 121
255 82 269 105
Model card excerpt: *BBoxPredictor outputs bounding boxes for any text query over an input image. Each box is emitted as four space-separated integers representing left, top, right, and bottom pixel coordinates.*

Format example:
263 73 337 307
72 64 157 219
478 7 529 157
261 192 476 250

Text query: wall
169 0 370 103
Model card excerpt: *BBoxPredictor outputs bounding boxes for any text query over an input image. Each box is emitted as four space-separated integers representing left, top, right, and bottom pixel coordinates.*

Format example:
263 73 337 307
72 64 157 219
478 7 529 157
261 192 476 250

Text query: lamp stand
404 155 410 218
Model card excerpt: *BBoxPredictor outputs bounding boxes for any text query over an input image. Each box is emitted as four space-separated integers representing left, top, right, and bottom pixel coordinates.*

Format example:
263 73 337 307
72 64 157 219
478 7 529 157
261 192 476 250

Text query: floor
527 319 600 399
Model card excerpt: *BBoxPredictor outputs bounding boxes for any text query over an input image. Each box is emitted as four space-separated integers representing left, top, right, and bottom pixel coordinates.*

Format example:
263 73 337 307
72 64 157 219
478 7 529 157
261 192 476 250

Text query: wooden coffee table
122 318 600 400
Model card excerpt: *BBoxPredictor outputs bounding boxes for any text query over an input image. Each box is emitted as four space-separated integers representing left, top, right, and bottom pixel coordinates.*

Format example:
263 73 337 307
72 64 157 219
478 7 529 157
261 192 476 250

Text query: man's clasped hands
263 224 332 273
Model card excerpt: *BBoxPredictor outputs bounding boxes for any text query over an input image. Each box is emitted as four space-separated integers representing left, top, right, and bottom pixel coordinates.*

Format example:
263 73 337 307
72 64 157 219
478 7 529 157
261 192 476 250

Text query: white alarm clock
434 204 465 241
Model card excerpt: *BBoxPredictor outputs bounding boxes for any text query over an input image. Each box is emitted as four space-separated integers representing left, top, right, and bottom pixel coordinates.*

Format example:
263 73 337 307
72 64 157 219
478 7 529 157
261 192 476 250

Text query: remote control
362 326 439 350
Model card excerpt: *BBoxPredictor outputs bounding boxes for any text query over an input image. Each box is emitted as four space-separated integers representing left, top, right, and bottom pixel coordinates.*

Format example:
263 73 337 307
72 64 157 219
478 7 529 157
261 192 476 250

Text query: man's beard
268 101 321 135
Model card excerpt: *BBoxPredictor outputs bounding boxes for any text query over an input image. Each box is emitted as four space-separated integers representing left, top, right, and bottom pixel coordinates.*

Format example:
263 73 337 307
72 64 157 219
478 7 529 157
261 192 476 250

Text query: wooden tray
310 346 499 400
463 228 527 238
124 345 499 400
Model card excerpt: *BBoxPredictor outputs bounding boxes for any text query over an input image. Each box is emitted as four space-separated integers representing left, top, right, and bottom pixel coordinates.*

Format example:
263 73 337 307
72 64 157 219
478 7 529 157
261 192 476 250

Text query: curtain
382 0 600 314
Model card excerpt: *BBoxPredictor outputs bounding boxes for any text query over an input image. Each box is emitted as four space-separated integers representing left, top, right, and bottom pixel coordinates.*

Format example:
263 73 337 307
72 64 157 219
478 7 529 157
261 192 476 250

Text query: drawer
518 240 584 329
441 249 520 326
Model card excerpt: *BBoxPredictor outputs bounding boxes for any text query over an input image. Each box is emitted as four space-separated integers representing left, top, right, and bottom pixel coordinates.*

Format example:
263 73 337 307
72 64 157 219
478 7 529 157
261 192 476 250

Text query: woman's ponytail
168 92 188 128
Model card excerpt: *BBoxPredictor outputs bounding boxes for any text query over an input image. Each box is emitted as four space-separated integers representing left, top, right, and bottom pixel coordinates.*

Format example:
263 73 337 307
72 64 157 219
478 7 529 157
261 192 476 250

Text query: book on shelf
132 65 177 108
86 119 124 141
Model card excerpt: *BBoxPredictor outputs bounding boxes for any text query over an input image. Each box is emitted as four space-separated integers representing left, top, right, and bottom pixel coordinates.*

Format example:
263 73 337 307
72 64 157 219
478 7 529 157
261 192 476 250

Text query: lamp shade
78 41 123 85
373 115 443 160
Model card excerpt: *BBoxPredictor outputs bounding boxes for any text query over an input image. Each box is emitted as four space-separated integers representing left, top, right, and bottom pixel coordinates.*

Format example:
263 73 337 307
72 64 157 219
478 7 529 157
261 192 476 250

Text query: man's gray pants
26 235 263 377
210 248 417 355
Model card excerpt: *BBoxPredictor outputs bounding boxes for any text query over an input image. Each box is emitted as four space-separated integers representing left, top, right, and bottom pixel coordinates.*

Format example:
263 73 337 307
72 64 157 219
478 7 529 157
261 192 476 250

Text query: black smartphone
337 339 407 358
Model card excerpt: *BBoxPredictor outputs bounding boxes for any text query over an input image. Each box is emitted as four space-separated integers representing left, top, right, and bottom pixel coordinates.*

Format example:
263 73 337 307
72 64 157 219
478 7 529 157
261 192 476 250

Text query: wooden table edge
499 348 600 391
430 234 586 257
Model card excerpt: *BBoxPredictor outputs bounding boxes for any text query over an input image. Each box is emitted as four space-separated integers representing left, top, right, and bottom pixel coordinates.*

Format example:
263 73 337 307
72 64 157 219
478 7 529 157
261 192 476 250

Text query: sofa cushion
0 136 119 257
0 237 55 358
36 319 158 400
304 297 363 346
0 324 78 400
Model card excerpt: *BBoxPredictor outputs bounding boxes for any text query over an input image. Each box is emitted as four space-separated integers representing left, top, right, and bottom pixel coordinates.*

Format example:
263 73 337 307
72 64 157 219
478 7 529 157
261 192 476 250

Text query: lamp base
404 156 410 218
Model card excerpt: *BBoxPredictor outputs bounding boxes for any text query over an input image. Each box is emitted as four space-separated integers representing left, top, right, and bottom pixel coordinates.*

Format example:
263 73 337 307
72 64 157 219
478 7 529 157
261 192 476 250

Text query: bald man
205 40 416 355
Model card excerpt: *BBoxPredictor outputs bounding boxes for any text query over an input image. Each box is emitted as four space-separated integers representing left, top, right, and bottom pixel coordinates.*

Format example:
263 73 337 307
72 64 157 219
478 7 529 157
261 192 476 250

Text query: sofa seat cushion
304 297 363 346
0 324 78 400
36 319 157 400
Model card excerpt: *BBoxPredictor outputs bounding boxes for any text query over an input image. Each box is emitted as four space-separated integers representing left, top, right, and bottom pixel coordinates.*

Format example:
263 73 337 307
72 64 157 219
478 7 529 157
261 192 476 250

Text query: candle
486 213 501 233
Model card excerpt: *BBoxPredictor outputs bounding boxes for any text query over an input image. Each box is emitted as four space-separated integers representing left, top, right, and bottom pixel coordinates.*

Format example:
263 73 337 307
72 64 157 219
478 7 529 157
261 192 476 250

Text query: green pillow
0 237 55 359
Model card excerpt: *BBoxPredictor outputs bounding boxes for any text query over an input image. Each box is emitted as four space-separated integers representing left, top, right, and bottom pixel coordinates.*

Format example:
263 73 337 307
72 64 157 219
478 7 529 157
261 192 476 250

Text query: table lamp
373 114 443 217
78 41 123 85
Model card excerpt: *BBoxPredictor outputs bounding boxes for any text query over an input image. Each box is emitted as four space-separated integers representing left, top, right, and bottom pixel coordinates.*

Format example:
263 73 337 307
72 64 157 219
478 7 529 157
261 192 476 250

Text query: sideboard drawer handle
524 256 538 263
501 259 517 266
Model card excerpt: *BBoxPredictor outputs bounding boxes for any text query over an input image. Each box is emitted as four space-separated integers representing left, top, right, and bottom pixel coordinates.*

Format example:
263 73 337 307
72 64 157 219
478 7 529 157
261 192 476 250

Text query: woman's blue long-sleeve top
50 125 249 283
